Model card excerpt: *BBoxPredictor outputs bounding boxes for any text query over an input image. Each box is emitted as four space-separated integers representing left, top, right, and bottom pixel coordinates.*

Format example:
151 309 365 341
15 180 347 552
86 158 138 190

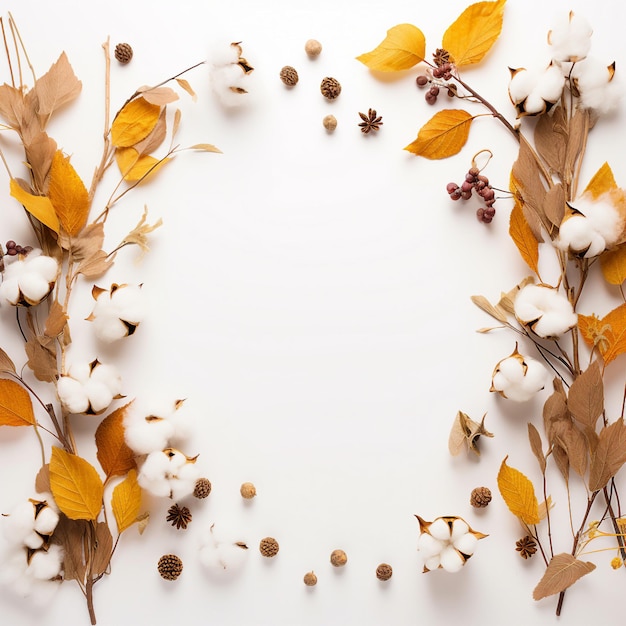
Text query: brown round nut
303 571 318 586
194 477 212 499
280 66 299 86
323 115 337 132
470 486 492 508
330 549 347 567
259 537 279 557
240 482 257 499
320 77 341 100
157 554 183 581
305 39 322 58
114 43 133 64
376 563 393 581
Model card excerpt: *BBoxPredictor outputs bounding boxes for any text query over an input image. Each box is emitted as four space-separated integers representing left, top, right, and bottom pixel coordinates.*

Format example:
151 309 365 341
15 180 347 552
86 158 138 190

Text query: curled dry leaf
449 411 493 456
0 347 17 373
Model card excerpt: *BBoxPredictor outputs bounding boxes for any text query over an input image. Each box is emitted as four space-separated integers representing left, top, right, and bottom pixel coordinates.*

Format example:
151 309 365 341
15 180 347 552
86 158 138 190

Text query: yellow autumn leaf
0 379 36 427
509 200 539 275
112 469 142 534
579 303 626 366
10 179 60 233
600 244 626 285
111 97 161 148
356 24 426 72
584 162 617 199
48 150 90 236
115 147 170 182
442 0 507 67
49 447 104 520
497 456 540 525
405 109 474 159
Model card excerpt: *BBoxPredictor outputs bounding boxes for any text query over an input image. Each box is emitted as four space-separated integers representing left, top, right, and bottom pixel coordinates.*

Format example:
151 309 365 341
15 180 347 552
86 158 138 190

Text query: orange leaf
111 98 161 148
115 147 170 182
600 244 626 285
579 303 626 366
10 178 60 233
404 109 474 159
509 200 539 275
497 456 540 525
584 162 618 199
356 24 426 72
48 150 90 236
49 447 104 520
95 402 137 478
111 469 142 534
0 379 35 426
442 0 507 67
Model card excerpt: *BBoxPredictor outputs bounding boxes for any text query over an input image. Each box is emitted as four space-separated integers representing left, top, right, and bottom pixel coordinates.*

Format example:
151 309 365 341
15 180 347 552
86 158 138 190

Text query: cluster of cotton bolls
508 12 620 117
490 346 549 403
87 283 146 343
0 249 58 307
0 494 64 603
207 40 254 107
124 398 200 500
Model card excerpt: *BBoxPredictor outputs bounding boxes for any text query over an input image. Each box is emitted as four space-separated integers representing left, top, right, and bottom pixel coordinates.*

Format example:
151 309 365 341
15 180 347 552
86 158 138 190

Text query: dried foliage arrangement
0 13 223 625
359 0 626 616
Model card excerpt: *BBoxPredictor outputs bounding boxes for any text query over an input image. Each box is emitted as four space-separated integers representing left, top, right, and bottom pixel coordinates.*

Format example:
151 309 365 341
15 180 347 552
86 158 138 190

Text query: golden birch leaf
533 553 595 601
115 147 171 182
95 402 137 479
567 361 603 429
497 456 540 525
34 52 82 121
442 0 507 67
0 379 35 426
584 162 617 199
10 178 60 233
405 109 473 159
588 418 626 492
600 244 626 285
509 200 539 275
0 347 16 374
112 469 142 534
48 150 90 236
49 447 104 520
356 24 426 72
111 98 161 148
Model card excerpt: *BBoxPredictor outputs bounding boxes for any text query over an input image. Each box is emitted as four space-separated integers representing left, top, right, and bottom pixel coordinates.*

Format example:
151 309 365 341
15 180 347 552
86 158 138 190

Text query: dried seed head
303 571 318 586
320 77 341 100
376 563 393 581
515 536 537 559
157 554 183 580
194 477 212 499
330 549 347 567
323 115 337 132
279 66 299 86
114 43 133 64
240 482 257 499
305 39 322 58
470 486 492 508
259 536 279 557
166 504 192 529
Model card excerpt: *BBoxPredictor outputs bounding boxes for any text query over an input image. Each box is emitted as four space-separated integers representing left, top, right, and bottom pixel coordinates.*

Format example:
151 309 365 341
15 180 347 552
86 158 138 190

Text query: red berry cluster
446 168 497 223
416 62 456 105
4 240 33 256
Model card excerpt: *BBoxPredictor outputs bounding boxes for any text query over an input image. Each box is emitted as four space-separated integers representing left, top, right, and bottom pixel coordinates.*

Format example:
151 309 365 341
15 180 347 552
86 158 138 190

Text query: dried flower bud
194 477 212 499
376 563 393 581
240 482 257 499
303 571 318 586
279 66 299 86
158 554 183 580
259 537 279 557
330 549 347 567
470 486 492 508
114 43 133 64
323 115 337 132
305 39 322 58
320 77 341 100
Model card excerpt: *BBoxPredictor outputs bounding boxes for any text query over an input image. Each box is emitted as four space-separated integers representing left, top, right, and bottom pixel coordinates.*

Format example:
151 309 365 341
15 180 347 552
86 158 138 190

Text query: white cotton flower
88 283 145 342
491 348 549 402
416 516 486 573
137 448 199 499
548 12 593 62
514 284 577 338
0 250 58 307
124 397 191 455
556 195 622 257
2 495 59 549
28 545 64 580
198 523 249 575
57 359 122 415
207 41 254 108
508 64 564 117
572 57 621 115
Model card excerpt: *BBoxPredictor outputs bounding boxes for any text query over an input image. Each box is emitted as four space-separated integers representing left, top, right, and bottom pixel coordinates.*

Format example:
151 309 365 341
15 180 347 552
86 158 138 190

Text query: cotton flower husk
88 283 145 342
57 360 122 414
0 251 58 306
548 12 592 62
508 64 564 116
572 58 621 115
513 284 577 338
207 41 254 108
491 346 548 402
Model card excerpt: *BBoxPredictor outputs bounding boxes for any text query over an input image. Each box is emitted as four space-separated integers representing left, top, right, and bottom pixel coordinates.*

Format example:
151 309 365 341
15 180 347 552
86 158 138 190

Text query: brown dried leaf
35 464 51 493
509 200 540 275
24 131 57 194
533 553 595 601
564 109 590 181
405 109 474 159
67 222 105 261
92 522 113 577
137 86 179 106
528 423 546 474
188 143 222 153
112 469 142 534
176 78 197 100
0 83 26 129
0 347 16 374
0 379 36 426
44 299 67 338
77 250 114 279
471 294 508 324
34 52 82 123
534 105 567 177
543 184 566 234
554 420 588 478
448 411 493 456
25 336 57 382
95 402 137 478
121 206 162 256
589 418 626 492
133 108 167 156
567 361 603 430
52 515 88 582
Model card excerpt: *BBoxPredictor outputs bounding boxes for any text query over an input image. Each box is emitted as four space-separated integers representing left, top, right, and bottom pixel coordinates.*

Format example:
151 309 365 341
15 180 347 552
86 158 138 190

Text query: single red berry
429 86 440 96
416 75 429 87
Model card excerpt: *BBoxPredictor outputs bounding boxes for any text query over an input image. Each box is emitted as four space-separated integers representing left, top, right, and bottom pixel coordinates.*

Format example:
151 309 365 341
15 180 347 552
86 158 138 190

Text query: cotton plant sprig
358 0 626 615
0 14 220 624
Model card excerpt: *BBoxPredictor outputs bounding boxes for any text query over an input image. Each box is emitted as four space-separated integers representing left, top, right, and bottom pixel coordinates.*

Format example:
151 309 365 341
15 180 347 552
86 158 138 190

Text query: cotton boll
450 518 469 542
169 461 200 500
548 12 592 62
440 546 464 573
83 380 114 414
32 507 59 536
423 555 441 571
428 518 451 542
90 284 145 342
556 214 604 257
0 251 58 306
198 523 249 575
514 284 577 338
2 502 37 544
124 414 175 455
417 533 445 559
57 376 90 414
573 57 621 115
16 273 51 304
207 40 241 67
491 353 548 402
0 277 20 306
28 545 63 580
453 532 478 556
509 65 564 117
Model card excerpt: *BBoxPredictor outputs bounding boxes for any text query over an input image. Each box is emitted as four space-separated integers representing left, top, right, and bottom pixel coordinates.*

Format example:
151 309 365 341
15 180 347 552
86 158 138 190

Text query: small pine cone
330 549 347 567
280 66 299 86
259 537 279 557
158 554 183 580
194 478 212 499
376 563 393 581
114 43 133 64
470 486 492 508
320 77 341 100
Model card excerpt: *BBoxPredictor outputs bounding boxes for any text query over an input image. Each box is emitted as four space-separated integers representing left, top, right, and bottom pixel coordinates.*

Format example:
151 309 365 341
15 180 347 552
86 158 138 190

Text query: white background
1 0 625 624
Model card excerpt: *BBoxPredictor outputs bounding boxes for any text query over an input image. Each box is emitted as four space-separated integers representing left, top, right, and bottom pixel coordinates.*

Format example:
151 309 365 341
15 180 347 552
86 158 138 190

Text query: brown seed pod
259 536 279 557
194 477 212 499
280 66 299 86
323 115 337 132
303 571 318 586
470 486 492 508
320 77 341 100
305 39 322 58
240 482 257 499
157 554 183 581
330 549 347 567
114 43 133 64
376 563 393 581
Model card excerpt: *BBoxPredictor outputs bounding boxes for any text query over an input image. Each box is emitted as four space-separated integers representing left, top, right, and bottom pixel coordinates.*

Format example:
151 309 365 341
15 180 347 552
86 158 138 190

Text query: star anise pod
515 535 537 559
432 48 450 66
166 504 192 530
358 108 383 134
